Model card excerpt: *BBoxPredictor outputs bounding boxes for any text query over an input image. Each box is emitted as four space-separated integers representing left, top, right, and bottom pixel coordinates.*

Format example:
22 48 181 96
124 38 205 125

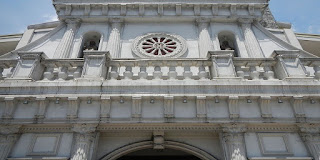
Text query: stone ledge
249 157 312 160
8 157 68 160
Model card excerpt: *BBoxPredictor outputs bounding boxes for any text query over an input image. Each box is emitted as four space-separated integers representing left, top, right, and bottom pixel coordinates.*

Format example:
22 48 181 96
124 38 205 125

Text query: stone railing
0 59 17 80
0 50 320 82
233 58 276 80
108 59 211 80
41 59 84 81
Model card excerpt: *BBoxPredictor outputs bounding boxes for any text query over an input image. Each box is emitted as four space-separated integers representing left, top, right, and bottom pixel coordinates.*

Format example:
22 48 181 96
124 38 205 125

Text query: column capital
196 17 211 24
72 123 98 134
109 18 124 24
221 123 247 133
298 123 320 134
0 125 21 135
238 18 254 24
65 18 81 25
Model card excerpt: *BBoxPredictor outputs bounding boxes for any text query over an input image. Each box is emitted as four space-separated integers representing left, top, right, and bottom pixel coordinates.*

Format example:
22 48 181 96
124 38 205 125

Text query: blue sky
0 0 319 35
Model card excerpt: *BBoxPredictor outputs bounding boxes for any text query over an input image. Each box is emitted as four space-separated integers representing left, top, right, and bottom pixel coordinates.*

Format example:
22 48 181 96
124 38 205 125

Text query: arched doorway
100 141 218 160
118 148 201 160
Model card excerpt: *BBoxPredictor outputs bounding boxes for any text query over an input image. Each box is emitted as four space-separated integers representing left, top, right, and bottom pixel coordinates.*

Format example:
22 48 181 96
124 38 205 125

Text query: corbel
102 4 109 15
35 97 48 120
194 4 201 16
212 4 219 16
132 96 142 119
230 4 237 16
164 96 174 118
248 4 255 16
3 97 16 119
259 96 272 119
84 4 91 16
291 96 306 122
67 97 79 119
100 96 111 120
196 96 207 118
139 4 145 16
176 4 182 16
120 4 127 16
158 4 163 16
65 4 72 16
228 96 239 119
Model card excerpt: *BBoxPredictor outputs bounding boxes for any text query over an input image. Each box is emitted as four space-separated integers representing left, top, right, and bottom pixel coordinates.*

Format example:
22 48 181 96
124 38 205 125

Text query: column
71 124 98 160
107 18 123 58
239 18 264 58
0 125 21 160
221 124 247 160
197 18 214 58
298 124 320 160
54 19 81 58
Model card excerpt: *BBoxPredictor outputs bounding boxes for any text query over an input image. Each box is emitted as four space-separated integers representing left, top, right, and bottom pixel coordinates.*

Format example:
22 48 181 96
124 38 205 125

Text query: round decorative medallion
132 33 187 58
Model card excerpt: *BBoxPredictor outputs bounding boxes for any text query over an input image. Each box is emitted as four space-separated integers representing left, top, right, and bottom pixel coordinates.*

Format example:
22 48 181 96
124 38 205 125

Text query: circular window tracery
132 33 187 58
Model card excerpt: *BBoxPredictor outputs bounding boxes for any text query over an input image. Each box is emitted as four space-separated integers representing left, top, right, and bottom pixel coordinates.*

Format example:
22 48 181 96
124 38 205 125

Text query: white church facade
0 0 320 160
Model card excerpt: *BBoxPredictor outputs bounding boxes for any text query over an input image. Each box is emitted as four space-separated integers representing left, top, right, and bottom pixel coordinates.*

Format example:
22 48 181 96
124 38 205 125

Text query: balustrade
233 58 276 80
41 59 84 81
108 59 211 80
1 53 320 82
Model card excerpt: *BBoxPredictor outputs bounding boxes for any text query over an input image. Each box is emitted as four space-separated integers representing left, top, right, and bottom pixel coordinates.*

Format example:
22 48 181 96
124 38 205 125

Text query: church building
0 0 320 160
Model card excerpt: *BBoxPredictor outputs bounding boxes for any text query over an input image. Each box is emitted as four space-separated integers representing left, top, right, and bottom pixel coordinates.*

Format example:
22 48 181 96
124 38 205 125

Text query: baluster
236 66 245 79
314 66 320 80
58 66 68 80
0 67 3 80
73 66 82 79
43 66 54 80
248 64 260 80
6 67 14 78
138 61 148 80
182 61 193 79
263 66 275 80
197 62 208 80
123 62 134 80
153 62 163 80
110 62 119 80
167 61 177 80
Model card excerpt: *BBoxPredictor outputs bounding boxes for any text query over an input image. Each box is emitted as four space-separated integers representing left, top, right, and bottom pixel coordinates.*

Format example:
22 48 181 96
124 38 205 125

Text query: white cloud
42 14 58 22
307 25 320 34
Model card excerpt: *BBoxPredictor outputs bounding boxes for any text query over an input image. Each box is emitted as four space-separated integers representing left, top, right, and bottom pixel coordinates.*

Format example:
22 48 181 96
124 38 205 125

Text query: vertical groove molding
239 19 264 58
71 124 98 160
107 18 123 58
298 124 320 160
0 125 21 160
54 19 81 58
197 18 214 58
221 124 247 160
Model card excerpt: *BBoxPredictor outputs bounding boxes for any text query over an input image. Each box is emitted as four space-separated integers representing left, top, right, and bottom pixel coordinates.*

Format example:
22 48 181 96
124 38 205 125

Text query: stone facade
0 0 320 160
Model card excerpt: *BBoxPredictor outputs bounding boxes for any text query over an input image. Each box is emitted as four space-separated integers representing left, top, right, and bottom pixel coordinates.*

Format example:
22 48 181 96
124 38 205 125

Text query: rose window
132 33 187 58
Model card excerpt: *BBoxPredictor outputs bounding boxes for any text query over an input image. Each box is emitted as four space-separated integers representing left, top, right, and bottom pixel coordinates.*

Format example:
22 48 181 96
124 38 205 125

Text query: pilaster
197 18 214 58
291 97 306 122
100 96 111 121
81 51 110 79
71 124 98 160
221 123 247 160
298 124 320 160
238 18 264 58
9 52 45 80
54 19 81 58
0 125 21 160
107 18 123 58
